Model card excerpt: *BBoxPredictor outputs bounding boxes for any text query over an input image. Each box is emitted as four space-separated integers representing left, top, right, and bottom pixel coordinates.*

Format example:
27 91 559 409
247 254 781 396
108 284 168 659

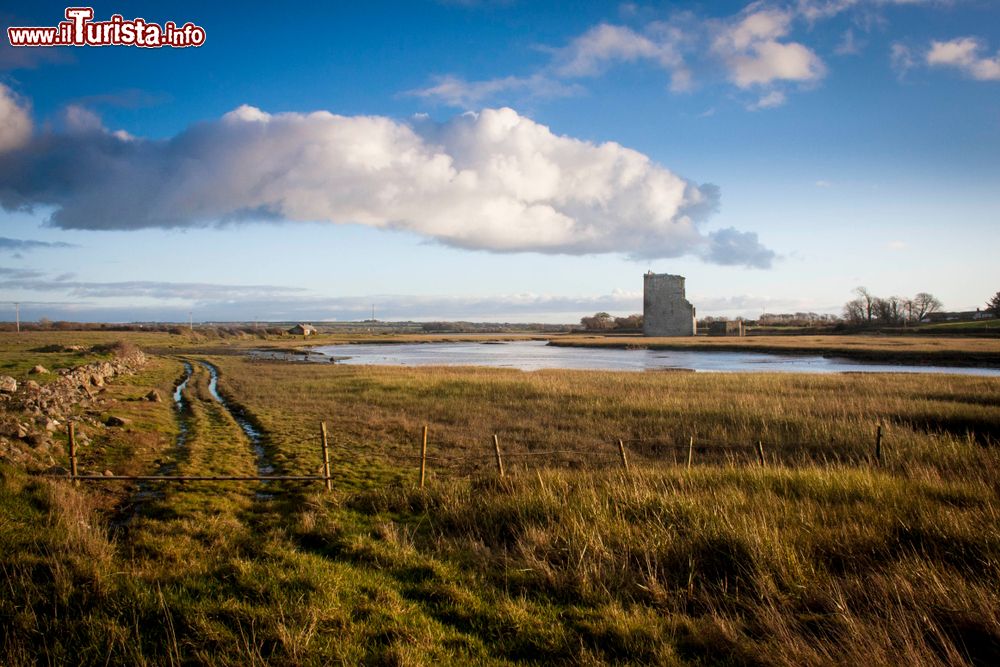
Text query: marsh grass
551 334 1000 367
1 333 999 664
212 359 1000 486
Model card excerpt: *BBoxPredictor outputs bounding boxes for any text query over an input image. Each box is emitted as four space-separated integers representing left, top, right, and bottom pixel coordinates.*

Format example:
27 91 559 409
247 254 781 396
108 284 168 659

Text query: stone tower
643 272 696 337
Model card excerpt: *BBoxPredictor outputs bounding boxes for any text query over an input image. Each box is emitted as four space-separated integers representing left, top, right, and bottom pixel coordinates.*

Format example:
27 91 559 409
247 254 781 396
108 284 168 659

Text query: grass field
1 331 999 665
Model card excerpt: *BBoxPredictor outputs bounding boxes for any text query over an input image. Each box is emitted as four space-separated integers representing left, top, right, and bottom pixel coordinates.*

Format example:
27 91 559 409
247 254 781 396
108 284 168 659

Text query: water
305 340 1000 376
172 361 193 451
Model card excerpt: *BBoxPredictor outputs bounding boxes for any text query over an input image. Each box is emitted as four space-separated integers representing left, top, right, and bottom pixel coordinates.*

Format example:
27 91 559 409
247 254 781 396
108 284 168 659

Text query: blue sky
0 0 997 323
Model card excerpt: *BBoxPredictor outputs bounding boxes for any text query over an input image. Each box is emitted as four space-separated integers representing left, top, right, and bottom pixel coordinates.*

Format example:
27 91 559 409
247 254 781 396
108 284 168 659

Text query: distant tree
987 291 1000 316
843 297 866 324
874 296 905 324
613 314 643 330
580 312 615 331
854 287 876 322
910 292 943 322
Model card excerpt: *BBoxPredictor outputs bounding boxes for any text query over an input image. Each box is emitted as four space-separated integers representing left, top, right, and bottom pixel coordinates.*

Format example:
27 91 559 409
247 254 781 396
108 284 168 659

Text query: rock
16 423 29 439
0 376 16 393
44 419 60 433
29 365 49 375
89 375 104 387
102 469 114 477
24 380 40 392
27 434 51 450
105 415 130 427
145 389 162 402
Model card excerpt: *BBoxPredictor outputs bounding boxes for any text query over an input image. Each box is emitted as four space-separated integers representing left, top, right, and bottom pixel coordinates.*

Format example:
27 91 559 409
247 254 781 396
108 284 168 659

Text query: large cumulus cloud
0 86 774 267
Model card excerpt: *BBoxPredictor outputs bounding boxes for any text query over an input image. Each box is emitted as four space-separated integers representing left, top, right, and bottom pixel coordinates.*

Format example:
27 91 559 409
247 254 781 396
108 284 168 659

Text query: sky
0 0 997 323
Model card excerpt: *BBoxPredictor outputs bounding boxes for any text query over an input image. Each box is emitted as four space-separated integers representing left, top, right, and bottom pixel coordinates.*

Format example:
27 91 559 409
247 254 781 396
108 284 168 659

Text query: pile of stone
0 345 147 468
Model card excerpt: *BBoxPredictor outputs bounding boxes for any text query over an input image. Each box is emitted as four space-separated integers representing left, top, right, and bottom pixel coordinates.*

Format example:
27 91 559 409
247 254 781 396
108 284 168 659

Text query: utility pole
14 303 19 333
371 303 375 322
188 312 193 332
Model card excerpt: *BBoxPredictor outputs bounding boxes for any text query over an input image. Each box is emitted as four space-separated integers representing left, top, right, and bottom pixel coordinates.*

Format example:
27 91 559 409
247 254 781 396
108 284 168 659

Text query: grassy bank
549 334 1000 368
1 332 999 664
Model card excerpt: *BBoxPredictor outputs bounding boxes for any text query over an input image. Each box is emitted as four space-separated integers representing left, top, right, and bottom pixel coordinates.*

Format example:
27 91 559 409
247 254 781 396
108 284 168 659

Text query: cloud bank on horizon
0 263 825 323
0 84 774 268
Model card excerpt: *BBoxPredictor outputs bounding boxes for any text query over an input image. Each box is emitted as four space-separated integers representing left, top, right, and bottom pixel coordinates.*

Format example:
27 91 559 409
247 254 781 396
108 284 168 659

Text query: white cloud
926 37 1000 81
835 29 862 56
890 42 916 78
406 74 583 108
552 22 686 81
712 7 826 89
0 96 774 267
412 21 692 107
748 90 787 110
0 84 32 153
795 0 935 22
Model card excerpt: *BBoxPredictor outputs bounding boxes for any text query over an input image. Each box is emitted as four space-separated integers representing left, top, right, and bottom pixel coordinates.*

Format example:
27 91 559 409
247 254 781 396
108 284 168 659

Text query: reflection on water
304 340 1000 376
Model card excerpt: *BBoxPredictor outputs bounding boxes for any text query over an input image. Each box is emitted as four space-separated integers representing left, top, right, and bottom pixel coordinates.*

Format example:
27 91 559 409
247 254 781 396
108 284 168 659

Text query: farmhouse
643 272 696 337
288 323 318 336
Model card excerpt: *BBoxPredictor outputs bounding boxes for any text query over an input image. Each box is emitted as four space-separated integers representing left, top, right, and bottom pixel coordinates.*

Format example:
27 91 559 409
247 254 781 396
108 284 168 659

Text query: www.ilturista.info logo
7 7 206 48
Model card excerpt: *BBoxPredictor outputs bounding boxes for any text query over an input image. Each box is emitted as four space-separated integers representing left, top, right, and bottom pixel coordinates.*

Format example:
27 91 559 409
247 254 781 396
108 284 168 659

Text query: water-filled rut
198 360 276 480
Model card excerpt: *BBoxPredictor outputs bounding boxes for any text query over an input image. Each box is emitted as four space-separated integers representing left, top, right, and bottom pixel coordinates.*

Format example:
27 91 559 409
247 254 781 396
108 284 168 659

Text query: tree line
842 288 944 325
579 312 642 331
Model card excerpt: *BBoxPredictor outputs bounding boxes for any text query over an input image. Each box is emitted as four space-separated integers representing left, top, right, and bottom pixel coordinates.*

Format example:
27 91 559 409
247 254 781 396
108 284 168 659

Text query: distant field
0 331 998 665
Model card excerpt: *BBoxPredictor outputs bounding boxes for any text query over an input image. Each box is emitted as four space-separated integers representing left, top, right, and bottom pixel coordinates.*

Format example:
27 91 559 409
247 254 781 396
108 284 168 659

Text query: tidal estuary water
301 340 1000 376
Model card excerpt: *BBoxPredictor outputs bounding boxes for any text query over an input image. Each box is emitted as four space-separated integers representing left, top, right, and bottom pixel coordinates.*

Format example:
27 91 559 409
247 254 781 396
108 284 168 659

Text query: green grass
916 319 1000 333
0 332 999 665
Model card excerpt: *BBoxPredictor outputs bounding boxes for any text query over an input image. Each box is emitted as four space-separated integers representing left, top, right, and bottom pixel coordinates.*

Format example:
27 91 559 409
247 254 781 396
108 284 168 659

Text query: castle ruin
643 272 696 337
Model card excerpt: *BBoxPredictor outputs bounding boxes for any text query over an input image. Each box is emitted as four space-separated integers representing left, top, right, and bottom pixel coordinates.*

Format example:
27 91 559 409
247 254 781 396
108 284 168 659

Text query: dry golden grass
552 333 1000 366
1 332 999 665
211 357 1000 485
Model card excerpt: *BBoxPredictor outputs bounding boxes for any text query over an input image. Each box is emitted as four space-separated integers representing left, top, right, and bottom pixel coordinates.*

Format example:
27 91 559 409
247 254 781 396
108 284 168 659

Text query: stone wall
643 272 696 337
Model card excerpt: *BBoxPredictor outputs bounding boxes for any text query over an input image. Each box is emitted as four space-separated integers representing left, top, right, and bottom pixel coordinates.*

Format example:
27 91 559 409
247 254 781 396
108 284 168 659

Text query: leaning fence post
687 436 694 470
617 439 630 472
320 421 332 492
69 422 78 485
874 424 883 466
493 434 505 478
756 441 766 467
420 425 428 488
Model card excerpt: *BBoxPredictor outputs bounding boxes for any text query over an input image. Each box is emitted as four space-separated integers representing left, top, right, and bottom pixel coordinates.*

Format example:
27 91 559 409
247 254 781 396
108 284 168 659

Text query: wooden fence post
69 422 78 485
493 434 505 478
756 441 766 467
320 421 332 492
617 439 630 472
420 425 428 488
874 424 883 466
687 436 694 470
